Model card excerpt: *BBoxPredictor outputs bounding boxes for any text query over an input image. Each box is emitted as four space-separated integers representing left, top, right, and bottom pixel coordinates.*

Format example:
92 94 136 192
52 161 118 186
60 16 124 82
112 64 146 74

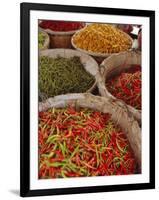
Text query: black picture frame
20 2 155 197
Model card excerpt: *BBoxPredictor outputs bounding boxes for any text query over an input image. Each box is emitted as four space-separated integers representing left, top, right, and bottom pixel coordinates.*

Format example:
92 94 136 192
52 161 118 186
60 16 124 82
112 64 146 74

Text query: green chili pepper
116 139 126 154
70 145 80 159
39 107 137 179
46 134 60 143
49 161 66 167
39 56 95 100
59 142 66 157
61 170 67 178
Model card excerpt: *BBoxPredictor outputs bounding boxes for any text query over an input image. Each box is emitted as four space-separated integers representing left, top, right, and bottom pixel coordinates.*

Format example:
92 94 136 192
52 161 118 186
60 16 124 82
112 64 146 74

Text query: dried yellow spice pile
73 23 132 54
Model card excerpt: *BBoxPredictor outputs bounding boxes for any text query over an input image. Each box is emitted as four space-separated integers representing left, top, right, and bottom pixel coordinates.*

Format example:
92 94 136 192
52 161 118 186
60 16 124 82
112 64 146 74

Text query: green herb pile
38 32 46 49
39 56 95 99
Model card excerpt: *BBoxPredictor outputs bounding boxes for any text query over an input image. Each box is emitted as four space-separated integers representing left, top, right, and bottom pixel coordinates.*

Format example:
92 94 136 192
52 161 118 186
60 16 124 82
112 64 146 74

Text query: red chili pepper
39 107 137 178
106 65 141 110
39 20 85 32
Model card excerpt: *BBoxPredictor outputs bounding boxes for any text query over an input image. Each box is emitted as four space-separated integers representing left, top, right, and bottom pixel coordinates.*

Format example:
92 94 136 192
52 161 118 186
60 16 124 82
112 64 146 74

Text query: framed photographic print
20 2 155 197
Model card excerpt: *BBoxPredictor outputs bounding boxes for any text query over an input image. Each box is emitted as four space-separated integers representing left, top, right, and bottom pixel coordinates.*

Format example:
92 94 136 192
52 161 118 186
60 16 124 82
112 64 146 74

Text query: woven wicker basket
39 93 141 166
97 50 141 122
39 49 99 101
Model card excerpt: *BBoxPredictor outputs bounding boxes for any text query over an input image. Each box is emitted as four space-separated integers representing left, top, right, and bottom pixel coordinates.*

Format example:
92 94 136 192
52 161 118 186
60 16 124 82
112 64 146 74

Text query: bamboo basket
71 28 133 64
38 29 50 50
97 50 141 122
39 93 141 167
39 49 99 101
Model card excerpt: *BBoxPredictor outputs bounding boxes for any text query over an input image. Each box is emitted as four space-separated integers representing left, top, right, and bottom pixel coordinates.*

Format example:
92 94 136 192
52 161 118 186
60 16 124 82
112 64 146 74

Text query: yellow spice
73 23 132 54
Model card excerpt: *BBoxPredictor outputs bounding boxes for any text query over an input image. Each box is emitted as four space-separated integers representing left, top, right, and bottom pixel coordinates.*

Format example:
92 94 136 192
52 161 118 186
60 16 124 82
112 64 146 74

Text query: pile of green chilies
39 56 95 100
39 107 137 179
106 65 141 110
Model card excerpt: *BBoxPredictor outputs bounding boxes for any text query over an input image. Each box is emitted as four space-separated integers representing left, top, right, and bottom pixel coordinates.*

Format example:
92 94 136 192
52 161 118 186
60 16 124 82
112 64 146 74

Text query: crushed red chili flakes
106 65 141 110
39 20 85 32
38 107 137 179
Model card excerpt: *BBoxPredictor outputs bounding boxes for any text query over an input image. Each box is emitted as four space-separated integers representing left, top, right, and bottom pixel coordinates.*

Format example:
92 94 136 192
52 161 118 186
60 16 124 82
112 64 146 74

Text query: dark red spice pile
39 107 137 179
39 20 85 32
106 65 141 110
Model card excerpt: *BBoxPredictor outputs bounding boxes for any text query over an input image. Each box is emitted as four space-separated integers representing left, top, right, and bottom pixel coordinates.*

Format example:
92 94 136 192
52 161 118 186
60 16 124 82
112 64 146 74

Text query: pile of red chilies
106 65 141 110
39 20 84 32
39 107 137 179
